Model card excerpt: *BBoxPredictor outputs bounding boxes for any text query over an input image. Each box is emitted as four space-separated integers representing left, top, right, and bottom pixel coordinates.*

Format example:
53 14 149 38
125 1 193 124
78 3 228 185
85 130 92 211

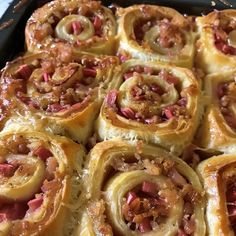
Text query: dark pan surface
0 0 235 68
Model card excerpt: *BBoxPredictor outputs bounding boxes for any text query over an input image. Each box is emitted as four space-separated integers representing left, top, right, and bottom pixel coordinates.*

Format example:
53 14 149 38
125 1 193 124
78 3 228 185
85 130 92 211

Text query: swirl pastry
117 5 196 68
197 69 236 153
96 60 202 154
0 51 118 144
197 154 236 236
0 129 85 236
25 0 117 55
196 10 236 74
76 139 206 236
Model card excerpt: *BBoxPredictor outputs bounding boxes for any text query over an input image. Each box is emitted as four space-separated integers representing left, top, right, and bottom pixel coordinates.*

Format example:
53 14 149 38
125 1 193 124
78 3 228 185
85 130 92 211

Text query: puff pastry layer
197 69 236 153
196 10 236 74
197 154 236 236
117 4 196 68
25 0 117 55
0 128 85 236
76 139 205 236
96 60 202 154
0 51 118 144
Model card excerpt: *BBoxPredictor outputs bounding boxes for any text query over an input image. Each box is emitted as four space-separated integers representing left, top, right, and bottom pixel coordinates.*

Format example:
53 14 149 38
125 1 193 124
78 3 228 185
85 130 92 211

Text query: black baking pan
0 0 235 69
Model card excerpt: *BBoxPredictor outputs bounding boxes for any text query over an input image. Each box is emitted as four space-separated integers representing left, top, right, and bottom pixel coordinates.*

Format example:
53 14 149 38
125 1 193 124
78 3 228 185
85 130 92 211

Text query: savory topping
216 81 236 130
0 135 61 229
106 67 190 124
213 15 236 55
133 17 185 54
110 155 201 234
3 56 104 114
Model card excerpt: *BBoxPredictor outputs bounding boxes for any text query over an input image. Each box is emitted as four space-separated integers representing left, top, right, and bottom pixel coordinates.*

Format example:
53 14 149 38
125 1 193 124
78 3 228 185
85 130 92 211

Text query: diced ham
120 107 135 120
47 103 64 113
105 90 118 107
82 68 97 77
72 21 82 35
33 146 53 161
138 217 152 233
0 164 15 177
123 72 134 81
141 181 157 194
164 74 179 85
177 98 187 107
163 106 175 119
27 196 43 212
182 216 195 235
93 16 102 31
43 72 50 82
16 64 32 80
126 191 137 205
150 83 164 95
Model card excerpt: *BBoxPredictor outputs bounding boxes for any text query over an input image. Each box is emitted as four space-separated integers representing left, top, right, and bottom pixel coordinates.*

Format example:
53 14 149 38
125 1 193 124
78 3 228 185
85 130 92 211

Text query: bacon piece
177 97 187 107
27 196 43 212
105 90 118 107
150 83 164 95
0 203 27 220
120 107 135 120
141 181 157 194
138 218 152 233
47 103 64 113
72 21 82 35
16 64 32 80
0 213 7 223
33 146 52 161
164 74 179 85
227 186 236 202
123 72 134 80
182 216 195 234
126 191 137 205
0 164 15 177
83 68 97 77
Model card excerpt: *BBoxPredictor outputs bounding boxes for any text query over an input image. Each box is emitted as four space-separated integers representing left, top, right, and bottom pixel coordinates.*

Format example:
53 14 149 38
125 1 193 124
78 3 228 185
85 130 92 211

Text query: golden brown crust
196 10 236 74
25 0 118 55
117 4 196 68
0 128 85 236
96 60 203 155
197 154 236 236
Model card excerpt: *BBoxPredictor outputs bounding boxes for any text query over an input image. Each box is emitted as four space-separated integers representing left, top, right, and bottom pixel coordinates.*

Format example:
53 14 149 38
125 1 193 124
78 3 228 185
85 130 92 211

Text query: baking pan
0 0 235 69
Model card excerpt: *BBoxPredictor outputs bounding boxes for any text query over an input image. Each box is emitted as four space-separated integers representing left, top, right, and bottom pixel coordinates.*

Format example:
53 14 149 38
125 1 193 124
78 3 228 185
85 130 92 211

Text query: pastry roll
197 69 236 153
117 5 196 68
197 154 236 236
196 10 236 74
76 139 206 236
0 129 85 236
96 60 202 154
25 0 117 55
0 51 118 144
